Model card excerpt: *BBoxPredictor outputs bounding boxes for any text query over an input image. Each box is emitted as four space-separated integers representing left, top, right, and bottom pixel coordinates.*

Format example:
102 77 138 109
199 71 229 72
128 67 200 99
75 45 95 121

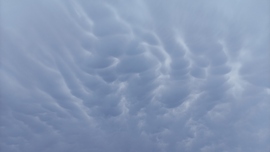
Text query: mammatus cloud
1 0 269 151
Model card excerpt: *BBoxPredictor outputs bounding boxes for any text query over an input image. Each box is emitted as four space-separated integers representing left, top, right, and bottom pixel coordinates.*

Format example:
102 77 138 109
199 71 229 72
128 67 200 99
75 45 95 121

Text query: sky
0 0 269 152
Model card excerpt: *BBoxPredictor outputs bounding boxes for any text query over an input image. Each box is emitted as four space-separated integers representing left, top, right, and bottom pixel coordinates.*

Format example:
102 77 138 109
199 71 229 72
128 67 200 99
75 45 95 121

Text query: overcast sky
1 0 270 152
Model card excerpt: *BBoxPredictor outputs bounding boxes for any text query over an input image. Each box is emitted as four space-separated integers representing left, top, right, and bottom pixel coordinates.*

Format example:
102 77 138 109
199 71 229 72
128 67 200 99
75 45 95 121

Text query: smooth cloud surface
1 0 269 152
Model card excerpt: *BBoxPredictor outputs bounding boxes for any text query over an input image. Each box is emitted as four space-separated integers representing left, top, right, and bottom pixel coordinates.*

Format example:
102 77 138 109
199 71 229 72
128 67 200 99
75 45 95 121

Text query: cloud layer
1 0 269 151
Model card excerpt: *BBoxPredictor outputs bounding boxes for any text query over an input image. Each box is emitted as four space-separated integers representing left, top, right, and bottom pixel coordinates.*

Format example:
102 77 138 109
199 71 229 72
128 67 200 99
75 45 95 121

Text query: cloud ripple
1 0 269 152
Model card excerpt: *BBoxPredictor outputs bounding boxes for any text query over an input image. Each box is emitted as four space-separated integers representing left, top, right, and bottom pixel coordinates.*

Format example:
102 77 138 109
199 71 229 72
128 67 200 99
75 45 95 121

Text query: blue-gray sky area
1 0 270 151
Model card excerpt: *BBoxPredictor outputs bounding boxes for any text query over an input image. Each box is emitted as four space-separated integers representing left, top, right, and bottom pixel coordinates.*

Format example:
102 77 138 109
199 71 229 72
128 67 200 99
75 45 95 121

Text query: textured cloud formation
1 0 269 152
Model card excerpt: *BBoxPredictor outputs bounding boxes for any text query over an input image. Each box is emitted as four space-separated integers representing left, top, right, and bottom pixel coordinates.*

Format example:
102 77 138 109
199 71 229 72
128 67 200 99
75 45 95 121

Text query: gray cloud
1 0 269 152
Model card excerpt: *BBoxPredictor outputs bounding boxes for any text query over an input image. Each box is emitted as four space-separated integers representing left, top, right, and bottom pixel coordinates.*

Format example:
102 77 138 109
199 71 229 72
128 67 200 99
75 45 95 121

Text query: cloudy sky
1 0 269 151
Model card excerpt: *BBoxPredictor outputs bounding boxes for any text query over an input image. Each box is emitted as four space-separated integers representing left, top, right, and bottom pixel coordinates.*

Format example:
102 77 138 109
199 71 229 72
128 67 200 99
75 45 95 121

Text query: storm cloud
1 0 269 152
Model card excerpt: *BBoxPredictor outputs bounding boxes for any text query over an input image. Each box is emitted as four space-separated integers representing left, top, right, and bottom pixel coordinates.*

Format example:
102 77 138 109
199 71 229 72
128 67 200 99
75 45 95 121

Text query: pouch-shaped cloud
1 0 269 152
